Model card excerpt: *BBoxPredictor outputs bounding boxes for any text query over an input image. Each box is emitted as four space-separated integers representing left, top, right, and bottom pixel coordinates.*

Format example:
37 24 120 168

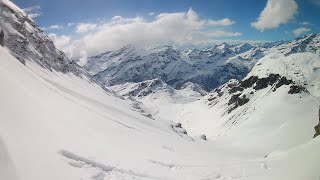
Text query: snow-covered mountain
84 34 320 91
0 0 83 74
111 51 320 147
107 36 320 180
85 44 257 91
1 0 320 180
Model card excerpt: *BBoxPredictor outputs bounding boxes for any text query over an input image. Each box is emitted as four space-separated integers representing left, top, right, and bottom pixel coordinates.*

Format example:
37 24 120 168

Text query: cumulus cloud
49 34 86 60
251 0 298 31
52 8 241 60
207 18 235 26
42 25 63 31
293 27 311 36
76 23 97 33
23 6 42 18
49 25 63 30
48 34 71 49
300 21 311 25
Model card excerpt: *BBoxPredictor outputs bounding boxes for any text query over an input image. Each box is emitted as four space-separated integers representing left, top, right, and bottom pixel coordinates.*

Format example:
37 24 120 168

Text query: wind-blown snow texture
1 0 320 179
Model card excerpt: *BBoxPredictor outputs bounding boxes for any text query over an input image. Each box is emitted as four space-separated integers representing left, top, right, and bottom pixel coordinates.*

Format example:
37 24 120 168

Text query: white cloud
76 23 97 33
251 0 298 31
49 25 63 30
52 8 241 59
293 27 311 36
149 12 155 16
207 18 235 26
23 6 42 18
48 34 71 50
42 25 63 31
207 31 242 37
300 21 311 25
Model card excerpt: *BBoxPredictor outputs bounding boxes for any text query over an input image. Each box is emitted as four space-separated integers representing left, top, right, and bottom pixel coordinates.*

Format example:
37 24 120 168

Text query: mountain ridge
0 0 84 75
84 33 320 91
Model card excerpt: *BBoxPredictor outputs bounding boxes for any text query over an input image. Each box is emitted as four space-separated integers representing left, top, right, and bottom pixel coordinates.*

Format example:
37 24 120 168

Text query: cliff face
314 107 320 138
0 27 3 46
0 0 84 74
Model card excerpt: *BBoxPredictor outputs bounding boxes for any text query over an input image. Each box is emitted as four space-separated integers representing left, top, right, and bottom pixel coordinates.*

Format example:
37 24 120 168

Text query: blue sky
11 0 320 58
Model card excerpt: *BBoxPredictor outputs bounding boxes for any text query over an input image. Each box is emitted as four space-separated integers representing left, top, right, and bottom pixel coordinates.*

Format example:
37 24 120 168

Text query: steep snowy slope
0 46 203 180
0 0 83 74
111 52 320 153
0 38 278 180
108 51 320 180
1 1 320 179
3 34 320 179
197 52 320 153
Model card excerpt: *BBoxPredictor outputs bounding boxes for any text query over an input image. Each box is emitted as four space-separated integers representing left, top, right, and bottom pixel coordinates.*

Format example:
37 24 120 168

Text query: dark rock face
228 94 241 105
229 86 244 94
171 123 188 135
228 94 249 113
224 74 307 114
200 134 207 140
254 74 281 90
314 107 320 138
275 77 293 89
238 95 249 106
0 28 4 46
240 76 258 88
239 74 293 92
288 85 308 94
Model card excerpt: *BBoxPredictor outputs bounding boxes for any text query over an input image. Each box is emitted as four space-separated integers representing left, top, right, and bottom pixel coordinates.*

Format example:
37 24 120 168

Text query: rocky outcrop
0 1 84 74
206 73 309 114
0 28 4 46
313 107 320 138
288 85 308 94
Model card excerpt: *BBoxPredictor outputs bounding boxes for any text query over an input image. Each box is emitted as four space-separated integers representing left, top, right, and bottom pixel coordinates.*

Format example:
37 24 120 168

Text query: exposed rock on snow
0 0 83 74
0 27 4 46
223 73 304 113
314 107 320 138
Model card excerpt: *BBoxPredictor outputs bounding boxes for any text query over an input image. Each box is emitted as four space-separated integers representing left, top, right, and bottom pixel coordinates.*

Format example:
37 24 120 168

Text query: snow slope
0 41 269 180
3 36 320 179
110 51 320 179
1 1 320 179
0 46 208 180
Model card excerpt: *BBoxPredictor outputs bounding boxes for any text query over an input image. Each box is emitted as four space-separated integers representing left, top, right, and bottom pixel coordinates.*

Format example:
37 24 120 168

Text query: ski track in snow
59 150 165 180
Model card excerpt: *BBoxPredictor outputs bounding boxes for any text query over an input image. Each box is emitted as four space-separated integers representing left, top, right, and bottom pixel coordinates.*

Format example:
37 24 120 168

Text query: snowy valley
1 0 320 180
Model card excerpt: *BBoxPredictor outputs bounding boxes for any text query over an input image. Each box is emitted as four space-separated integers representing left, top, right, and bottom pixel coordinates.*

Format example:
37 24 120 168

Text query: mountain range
84 34 319 91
